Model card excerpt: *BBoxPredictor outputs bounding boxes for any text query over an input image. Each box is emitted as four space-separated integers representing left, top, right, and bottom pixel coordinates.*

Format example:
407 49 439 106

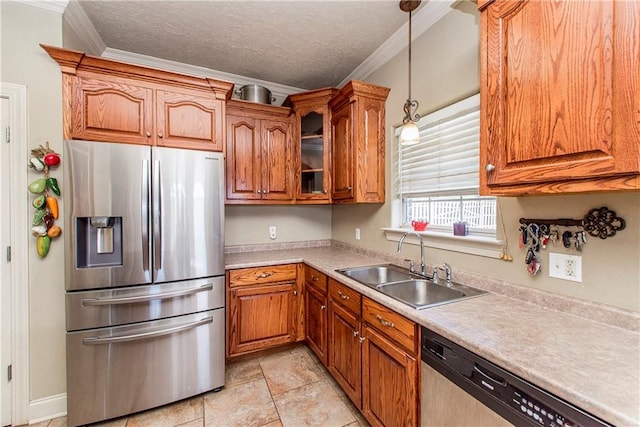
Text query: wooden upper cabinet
70 75 153 145
479 0 640 195
156 89 225 151
284 88 339 204
330 81 390 203
41 44 233 151
226 100 294 203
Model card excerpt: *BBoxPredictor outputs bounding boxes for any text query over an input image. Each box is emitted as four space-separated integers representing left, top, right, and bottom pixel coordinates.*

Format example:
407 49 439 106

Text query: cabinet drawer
362 297 416 354
329 279 361 316
305 265 327 294
229 264 297 287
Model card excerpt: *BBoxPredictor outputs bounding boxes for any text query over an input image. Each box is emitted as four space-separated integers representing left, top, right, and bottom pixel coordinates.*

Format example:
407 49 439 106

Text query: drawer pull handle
338 290 349 300
375 314 395 328
312 276 319 281
258 272 273 278
83 316 213 345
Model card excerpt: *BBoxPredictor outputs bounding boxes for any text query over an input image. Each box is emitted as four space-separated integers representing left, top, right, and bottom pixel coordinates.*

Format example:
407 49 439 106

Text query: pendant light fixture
399 0 421 145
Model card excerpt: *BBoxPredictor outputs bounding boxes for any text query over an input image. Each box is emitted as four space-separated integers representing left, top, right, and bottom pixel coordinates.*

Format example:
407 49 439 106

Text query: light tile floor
25 344 369 427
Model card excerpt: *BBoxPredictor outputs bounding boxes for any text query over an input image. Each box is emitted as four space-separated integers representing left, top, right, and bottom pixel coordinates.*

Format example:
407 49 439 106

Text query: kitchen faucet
397 231 426 276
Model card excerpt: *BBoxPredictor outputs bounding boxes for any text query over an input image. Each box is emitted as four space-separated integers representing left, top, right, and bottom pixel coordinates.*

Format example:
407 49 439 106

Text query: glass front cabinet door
286 88 338 203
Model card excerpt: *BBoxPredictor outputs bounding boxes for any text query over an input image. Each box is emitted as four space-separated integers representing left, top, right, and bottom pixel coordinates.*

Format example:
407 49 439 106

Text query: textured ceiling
77 0 412 90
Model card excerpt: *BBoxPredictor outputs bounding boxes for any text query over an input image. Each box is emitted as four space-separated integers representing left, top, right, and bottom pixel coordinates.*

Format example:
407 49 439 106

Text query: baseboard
28 393 66 424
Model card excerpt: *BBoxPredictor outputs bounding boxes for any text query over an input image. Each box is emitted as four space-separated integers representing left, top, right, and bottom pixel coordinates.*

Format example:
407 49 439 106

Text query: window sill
382 227 504 259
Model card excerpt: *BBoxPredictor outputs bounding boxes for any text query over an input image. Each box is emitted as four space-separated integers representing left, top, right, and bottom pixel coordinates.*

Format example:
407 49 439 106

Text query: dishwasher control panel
421 328 611 427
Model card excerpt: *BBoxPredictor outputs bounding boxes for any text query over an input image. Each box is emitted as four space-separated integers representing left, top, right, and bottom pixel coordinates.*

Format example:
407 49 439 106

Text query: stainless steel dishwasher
420 327 611 427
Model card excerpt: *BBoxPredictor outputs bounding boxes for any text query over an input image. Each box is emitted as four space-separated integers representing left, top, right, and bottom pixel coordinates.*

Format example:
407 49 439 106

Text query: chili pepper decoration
46 178 61 196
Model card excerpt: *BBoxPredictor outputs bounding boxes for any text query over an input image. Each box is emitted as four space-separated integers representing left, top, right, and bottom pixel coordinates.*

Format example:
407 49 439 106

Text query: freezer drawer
66 308 225 427
66 276 225 331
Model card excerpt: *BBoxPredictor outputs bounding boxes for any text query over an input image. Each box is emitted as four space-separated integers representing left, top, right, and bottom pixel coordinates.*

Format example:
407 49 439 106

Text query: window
396 94 496 236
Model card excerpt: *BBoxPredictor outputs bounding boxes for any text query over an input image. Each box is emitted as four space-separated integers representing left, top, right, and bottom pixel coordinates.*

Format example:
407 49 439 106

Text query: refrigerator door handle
141 159 151 272
82 316 213 345
153 159 162 273
81 283 215 306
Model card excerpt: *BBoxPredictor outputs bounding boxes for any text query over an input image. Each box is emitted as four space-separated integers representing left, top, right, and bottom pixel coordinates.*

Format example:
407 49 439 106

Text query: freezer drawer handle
81 283 214 306
82 316 213 345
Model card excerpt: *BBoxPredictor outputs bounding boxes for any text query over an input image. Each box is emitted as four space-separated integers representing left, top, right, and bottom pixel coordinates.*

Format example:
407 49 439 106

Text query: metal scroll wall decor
27 142 62 257
518 207 625 277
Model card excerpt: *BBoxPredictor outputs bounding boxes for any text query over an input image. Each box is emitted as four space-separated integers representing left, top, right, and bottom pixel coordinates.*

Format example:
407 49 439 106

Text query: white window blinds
397 94 480 197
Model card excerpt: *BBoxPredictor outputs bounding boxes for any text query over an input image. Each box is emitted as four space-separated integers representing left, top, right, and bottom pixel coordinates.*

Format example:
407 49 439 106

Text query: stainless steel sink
335 264 417 287
377 279 485 309
336 264 487 309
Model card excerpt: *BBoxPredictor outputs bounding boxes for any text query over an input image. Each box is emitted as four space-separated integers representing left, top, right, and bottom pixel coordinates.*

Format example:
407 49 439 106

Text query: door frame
1 82 30 426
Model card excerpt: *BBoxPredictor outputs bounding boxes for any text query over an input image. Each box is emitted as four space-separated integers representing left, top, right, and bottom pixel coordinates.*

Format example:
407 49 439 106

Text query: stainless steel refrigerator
63 140 225 426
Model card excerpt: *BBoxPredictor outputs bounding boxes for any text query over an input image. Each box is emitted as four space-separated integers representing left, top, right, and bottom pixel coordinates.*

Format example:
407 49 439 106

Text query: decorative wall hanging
517 206 625 276
28 142 62 257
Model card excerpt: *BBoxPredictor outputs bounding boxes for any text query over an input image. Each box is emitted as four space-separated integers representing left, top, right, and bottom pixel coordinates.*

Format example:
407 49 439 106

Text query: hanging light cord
403 7 420 124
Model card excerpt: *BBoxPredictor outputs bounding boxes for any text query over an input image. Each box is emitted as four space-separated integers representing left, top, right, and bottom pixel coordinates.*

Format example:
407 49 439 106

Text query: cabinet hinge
5 125 9 143
6 246 10 262
7 364 12 381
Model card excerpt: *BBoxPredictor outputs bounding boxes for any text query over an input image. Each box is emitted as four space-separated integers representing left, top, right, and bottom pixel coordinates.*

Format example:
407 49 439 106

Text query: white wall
332 2 640 312
225 205 331 246
1 0 66 404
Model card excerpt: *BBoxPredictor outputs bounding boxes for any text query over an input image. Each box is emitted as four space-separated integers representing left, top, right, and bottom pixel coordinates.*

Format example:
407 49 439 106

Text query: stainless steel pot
235 84 276 104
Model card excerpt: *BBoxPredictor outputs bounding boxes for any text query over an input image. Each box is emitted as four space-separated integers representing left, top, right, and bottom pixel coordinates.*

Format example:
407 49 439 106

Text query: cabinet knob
293 290 298 296
257 190 263 194
358 336 365 343
146 131 151 137
485 164 495 172
352 330 359 337
158 133 164 138
320 304 326 310
323 190 328 194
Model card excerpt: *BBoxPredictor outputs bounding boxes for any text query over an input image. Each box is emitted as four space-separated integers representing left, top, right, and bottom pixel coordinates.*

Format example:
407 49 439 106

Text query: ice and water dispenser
75 216 123 268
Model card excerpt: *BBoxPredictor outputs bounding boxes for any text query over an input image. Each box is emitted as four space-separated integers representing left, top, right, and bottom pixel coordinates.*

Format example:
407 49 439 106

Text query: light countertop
225 245 640 427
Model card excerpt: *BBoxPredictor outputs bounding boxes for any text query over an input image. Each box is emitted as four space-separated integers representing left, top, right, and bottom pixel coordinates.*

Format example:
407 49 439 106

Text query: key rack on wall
519 206 626 240
517 206 626 277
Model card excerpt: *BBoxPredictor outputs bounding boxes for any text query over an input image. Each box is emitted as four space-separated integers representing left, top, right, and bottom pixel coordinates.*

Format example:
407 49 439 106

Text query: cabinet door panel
262 120 293 200
356 99 385 202
328 300 361 407
228 283 296 355
156 90 223 151
72 76 153 145
362 325 417 427
481 0 640 192
226 115 262 200
305 285 328 365
331 105 354 200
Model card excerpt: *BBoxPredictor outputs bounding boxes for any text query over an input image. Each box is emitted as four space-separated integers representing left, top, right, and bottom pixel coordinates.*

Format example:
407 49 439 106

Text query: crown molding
11 0 68 14
102 48 306 105
63 0 106 55
338 0 456 87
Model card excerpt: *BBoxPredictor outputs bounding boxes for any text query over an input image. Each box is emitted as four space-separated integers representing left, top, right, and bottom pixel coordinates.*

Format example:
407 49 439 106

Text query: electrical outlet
269 226 277 240
548 253 582 283
355 228 361 240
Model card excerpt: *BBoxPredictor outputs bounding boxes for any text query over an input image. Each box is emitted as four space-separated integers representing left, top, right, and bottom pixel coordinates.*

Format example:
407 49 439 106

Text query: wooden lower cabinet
305 284 328 365
328 299 362 406
326 279 419 426
227 264 302 357
362 324 418 427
